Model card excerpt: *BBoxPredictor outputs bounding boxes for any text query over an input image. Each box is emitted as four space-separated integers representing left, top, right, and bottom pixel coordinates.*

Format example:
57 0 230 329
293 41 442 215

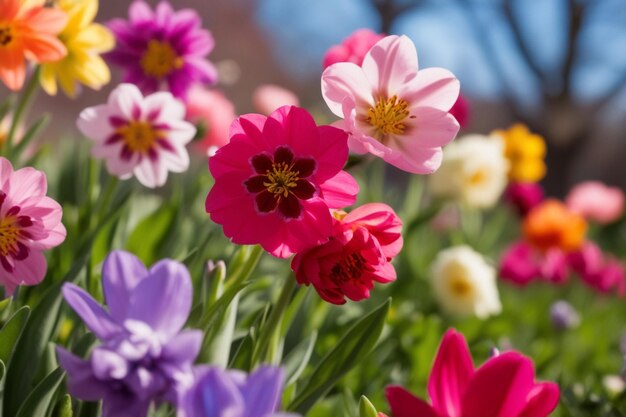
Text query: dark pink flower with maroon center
205 105 359 258
0 157 66 296
291 203 402 305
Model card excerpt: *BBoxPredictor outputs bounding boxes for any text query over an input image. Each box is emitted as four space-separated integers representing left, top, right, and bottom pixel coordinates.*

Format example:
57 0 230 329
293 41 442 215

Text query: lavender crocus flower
57 251 202 417
106 0 217 100
178 366 299 417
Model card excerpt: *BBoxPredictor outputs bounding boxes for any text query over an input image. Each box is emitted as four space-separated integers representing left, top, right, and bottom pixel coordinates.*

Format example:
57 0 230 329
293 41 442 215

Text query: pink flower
500 242 569 286
291 203 401 304
322 28 385 69
505 182 544 217
0 158 66 296
252 84 300 115
77 84 196 188
449 93 470 128
568 242 626 296
565 181 625 224
385 329 559 417
186 86 236 155
322 35 460 174
205 105 359 258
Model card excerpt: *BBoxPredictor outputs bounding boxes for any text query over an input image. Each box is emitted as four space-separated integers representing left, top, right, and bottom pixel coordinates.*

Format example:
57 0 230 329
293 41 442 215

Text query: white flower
430 245 502 319
428 134 509 208
77 84 196 188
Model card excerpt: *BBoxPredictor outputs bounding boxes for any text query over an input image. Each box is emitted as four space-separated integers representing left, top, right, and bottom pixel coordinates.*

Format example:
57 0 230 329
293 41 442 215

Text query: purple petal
127 259 192 340
90 347 130 380
102 250 148 324
102 391 151 417
187 367 244 417
240 366 285 417
161 330 203 367
62 283 121 340
56 347 108 401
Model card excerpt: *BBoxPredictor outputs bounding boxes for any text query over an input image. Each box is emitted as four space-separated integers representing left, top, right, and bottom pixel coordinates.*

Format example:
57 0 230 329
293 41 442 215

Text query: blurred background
5 0 626 196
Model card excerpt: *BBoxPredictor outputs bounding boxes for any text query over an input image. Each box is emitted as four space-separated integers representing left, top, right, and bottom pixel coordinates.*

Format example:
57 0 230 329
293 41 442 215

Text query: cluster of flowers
0 1 565 415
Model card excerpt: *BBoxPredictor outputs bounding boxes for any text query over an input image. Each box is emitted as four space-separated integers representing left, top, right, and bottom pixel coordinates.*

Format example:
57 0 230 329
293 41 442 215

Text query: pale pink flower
186 86 236 156
322 35 460 174
566 181 625 224
0 157 66 296
322 28 385 69
77 84 196 188
252 84 299 115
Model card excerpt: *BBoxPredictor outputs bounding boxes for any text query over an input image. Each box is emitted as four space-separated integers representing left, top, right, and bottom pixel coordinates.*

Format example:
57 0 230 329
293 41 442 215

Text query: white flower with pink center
0 157 66 296
322 35 460 174
77 84 196 188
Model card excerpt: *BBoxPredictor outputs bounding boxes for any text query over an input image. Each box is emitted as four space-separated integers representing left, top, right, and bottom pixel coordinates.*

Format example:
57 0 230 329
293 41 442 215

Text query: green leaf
15 367 65 417
126 202 178 265
13 113 50 161
0 360 6 417
284 331 317 386
359 396 378 417
59 394 73 417
0 306 30 364
4 283 64 416
287 299 390 414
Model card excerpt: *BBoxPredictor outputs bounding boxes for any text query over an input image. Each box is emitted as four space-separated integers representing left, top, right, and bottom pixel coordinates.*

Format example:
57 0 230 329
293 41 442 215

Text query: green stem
252 275 297 366
96 175 120 223
5 67 40 159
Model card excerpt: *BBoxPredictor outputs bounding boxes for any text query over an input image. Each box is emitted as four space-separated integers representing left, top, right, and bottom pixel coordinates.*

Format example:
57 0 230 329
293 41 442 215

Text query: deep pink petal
461 352 535 417
318 171 359 209
428 329 474 417
386 386 440 417
343 203 403 259
518 383 560 417
311 125 350 182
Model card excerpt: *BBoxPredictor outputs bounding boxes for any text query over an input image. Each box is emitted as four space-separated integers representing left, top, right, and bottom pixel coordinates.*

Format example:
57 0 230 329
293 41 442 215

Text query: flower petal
62 283 121 339
361 35 419 96
385 386 439 417
428 329 474 417
102 250 148 324
321 62 374 117
240 367 285 417
518 383 560 417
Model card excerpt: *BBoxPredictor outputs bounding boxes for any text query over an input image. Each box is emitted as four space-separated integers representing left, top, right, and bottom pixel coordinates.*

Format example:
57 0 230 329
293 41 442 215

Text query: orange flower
523 199 587 252
0 0 67 91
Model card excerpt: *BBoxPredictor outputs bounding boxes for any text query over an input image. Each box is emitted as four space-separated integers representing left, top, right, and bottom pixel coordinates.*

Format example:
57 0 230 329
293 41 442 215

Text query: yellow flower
39 0 114 97
495 123 546 183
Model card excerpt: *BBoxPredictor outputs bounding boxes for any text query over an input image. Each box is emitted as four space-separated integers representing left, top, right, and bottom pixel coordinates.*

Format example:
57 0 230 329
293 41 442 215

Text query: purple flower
106 0 217 100
57 251 201 417
549 300 580 331
178 366 298 417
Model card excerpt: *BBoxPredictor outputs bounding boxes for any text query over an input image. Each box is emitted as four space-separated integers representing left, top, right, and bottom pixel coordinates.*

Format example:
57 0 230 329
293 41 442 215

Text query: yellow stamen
116 121 161 153
0 216 21 257
263 162 299 197
140 40 184 79
366 95 410 137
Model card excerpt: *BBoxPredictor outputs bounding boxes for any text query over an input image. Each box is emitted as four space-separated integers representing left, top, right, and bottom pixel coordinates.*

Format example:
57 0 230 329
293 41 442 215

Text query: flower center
0 216 22 257
116 121 161 153
331 252 367 283
0 192 33 272
366 95 410 137
449 274 473 297
140 40 183 79
0 26 14 47
467 169 486 186
244 146 317 219
264 162 299 197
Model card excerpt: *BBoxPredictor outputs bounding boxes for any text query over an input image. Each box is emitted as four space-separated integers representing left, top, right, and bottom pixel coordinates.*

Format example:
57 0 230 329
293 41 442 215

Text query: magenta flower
77 83 196 188
185 86 236 156
385 329 559 417
178 366 298 417
106 0 217 99
505 182 544 217
291 203 402 305
322 28 385 69
205 105 359 258
0 157 66 296
322 35 460 174
565 181 625 224
449 93 470 129
57 251 201 417
568 242 626 296
500 242 569 285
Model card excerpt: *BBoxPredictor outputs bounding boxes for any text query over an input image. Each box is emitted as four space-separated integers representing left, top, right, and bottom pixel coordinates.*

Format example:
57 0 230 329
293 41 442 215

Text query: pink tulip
252 84 299 116
322 28 385 69
566 181 624 224
186 86 236 155
385 329 559 417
